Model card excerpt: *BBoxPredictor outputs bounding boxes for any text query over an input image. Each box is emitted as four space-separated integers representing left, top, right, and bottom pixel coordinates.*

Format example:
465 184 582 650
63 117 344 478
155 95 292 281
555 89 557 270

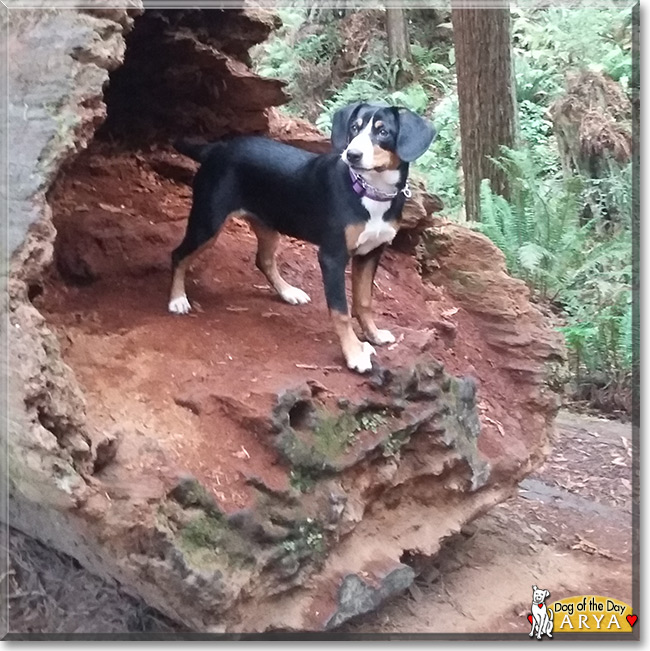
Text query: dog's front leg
318 247 375 373
351 245 395 345
529 616 536 637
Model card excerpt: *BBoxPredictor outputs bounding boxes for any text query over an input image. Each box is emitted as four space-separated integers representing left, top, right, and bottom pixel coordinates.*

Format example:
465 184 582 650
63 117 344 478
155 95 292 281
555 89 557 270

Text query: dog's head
331 102 436 172
532 585 551 605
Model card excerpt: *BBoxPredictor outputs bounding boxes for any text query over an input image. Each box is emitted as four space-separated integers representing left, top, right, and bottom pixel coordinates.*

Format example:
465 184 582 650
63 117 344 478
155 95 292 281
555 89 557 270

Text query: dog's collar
349 168 411 202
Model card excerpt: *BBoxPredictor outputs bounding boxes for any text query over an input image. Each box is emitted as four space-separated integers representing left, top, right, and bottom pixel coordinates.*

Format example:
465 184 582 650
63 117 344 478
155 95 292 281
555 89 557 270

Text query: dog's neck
356 167 403 194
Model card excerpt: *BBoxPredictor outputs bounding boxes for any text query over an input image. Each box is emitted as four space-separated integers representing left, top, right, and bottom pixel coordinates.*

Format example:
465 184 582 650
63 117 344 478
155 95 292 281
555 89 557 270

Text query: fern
479 146 632 402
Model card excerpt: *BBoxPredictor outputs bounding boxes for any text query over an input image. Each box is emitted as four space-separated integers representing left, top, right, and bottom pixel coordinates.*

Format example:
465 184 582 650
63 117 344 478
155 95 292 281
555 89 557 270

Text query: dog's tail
173 138 223 164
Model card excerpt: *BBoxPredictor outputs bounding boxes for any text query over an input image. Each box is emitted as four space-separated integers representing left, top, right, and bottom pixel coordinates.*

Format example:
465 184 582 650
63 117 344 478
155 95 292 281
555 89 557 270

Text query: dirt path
344 410 634 635
6 410 634 635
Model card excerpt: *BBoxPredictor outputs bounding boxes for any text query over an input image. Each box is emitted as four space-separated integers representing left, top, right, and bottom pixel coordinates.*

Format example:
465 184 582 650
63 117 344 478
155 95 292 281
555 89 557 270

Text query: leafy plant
478 147 633 409
478 147 586 299
282 518 325 556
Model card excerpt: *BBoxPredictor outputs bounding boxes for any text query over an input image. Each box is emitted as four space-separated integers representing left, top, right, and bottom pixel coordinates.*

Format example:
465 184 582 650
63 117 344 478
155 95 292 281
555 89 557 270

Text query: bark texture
451 5 517 221
386 8 411 62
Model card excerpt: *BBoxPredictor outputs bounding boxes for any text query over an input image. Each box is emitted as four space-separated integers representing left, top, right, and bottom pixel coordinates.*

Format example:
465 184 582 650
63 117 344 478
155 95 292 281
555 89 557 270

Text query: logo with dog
529 585 554 639
526 585 637 637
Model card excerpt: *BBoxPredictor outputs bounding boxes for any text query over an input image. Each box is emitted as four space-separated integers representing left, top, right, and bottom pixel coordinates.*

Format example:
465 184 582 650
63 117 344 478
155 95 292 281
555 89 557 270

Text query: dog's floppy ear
545 590 551 599
532 585 538 591
331 102 363 152
396 107 436 162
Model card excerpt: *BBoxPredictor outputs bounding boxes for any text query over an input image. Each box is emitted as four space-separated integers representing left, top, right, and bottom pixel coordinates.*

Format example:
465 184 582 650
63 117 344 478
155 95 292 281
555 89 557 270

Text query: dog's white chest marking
353 197 397 256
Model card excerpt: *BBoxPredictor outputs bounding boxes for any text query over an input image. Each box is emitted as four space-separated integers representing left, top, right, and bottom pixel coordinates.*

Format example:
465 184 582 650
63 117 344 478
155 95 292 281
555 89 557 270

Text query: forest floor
5 410 634 636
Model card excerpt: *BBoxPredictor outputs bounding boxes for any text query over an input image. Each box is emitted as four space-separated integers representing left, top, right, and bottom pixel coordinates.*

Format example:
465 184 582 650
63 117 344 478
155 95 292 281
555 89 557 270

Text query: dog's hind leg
169 230 216 314
169 176 234 314
249 219 311 305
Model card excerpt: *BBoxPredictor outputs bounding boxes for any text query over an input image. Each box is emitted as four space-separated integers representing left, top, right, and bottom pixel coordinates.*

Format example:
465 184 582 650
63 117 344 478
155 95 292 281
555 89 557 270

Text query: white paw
280 286 311 305
346 342 376 373
169 295 191 314
373 329 395 345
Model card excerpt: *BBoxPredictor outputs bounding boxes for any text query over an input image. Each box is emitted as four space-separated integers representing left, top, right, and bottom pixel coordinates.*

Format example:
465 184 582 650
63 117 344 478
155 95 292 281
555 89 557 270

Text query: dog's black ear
396 107 436 162
545 590 550 599
331 103 363 152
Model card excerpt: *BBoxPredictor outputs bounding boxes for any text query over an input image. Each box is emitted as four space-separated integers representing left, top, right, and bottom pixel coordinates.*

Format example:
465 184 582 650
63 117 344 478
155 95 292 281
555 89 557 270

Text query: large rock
5 7 564 632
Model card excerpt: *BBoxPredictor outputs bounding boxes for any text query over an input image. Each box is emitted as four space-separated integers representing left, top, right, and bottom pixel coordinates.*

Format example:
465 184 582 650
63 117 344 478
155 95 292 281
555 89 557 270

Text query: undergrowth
478 150 633 412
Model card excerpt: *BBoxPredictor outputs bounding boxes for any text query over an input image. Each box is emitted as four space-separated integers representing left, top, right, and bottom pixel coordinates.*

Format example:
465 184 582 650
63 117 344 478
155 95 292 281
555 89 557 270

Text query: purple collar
349 168 411 202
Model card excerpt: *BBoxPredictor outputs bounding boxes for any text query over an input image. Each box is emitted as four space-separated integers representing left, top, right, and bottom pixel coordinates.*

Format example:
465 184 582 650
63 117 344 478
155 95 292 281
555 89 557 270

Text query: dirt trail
6 410 633 635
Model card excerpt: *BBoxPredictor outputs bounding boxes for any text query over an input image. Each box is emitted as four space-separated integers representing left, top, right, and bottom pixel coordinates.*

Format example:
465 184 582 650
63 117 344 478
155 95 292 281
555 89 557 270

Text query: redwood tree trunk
452 5 517 221
386 8 411 61
386 8 412 88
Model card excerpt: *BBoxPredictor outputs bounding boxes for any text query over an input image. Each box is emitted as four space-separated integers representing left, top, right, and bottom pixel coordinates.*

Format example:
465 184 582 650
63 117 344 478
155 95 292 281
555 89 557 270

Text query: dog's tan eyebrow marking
374 120 384 129
356 118 363 126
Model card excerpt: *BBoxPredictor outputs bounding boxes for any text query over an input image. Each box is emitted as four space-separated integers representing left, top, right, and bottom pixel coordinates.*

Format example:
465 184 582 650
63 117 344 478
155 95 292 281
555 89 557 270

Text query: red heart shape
627 614 638 627
528 615 533 624
538 603 544 608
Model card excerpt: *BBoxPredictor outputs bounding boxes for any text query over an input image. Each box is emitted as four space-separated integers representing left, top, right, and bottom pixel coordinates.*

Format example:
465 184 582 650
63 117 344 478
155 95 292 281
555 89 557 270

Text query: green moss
381 432 408 457
312 408 391 456
178 513 254 570
281 407 393 485
289 467 318 493
311 410 359 457
169 476 222 517
181 514 224 548
281 518 326 558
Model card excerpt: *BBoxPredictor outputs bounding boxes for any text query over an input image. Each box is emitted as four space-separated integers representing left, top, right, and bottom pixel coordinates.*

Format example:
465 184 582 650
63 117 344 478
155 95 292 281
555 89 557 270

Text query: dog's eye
378 128 389 138
350 123 359 135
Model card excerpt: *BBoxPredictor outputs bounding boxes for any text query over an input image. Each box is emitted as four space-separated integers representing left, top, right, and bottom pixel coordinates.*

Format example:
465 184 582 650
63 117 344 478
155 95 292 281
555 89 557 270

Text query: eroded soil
5 410 634 636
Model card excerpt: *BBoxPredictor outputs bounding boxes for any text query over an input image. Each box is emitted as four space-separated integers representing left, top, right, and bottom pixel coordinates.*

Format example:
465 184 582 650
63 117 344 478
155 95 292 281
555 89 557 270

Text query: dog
169 102 435 373
530 585 554 639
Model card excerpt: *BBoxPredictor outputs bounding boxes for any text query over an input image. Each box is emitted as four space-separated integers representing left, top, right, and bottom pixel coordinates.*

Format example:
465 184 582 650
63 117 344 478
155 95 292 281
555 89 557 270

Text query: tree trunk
451 4 516 221
386 8 410 61
386 8 412 88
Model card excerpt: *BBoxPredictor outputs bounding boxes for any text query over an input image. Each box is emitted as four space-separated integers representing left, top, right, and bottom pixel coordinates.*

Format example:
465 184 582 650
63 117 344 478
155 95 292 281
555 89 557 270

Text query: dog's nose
346 149 363 164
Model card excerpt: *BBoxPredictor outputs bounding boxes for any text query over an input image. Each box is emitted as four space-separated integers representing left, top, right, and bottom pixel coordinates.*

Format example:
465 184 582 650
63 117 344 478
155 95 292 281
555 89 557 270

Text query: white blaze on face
343 117 375 169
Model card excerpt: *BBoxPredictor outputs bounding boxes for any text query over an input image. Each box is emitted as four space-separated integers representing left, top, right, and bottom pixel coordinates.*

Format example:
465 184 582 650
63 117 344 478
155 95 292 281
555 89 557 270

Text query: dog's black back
176 136 405 247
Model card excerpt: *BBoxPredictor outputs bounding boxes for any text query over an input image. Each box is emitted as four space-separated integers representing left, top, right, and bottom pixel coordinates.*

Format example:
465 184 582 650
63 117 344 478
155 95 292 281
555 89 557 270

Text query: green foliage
179 513 254 568
478 147 588 300
289 467 317 493
512 3 634 95
415 94 462 211
253 8 342 117
478 148 633 400
559 227 633 382
281 518 325 556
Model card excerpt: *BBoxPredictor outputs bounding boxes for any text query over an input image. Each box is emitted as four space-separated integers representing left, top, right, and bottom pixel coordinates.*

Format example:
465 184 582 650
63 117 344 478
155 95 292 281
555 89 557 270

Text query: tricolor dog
170 103 435 373
530 585 554 639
